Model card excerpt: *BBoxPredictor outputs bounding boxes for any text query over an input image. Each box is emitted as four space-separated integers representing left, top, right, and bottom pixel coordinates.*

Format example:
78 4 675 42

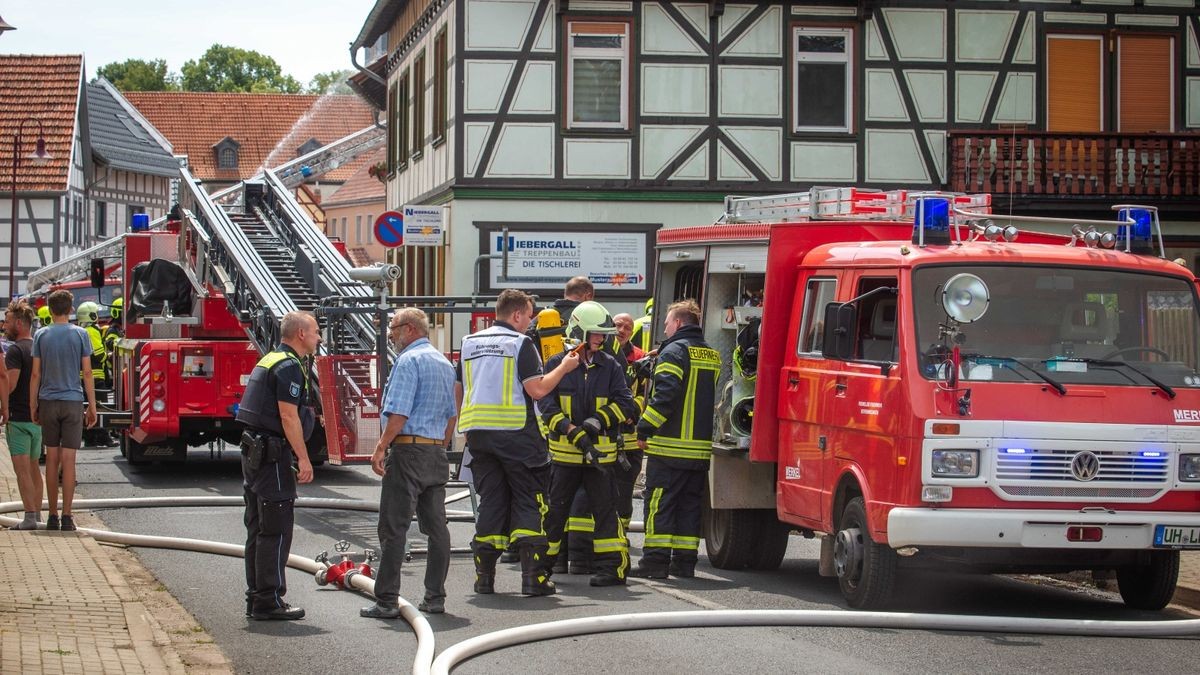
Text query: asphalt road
72 445 1197 674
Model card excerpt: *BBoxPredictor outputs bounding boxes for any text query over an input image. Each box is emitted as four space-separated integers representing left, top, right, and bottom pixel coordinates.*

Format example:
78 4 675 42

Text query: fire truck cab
656 188 1200 610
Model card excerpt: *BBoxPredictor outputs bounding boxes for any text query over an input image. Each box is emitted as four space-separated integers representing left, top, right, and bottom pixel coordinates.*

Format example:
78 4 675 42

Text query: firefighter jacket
631 314 653 353
235 345 315 441
541 348 637 465
101 324 122 379
636 324 719 467
458 324 533 432
84 324 106 382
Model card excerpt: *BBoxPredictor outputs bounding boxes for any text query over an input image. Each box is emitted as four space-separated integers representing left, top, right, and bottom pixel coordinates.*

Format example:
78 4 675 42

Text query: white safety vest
457 325 533 432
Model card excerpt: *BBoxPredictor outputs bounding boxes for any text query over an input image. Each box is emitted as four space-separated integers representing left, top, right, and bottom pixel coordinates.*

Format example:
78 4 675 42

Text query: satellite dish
942 273 989 323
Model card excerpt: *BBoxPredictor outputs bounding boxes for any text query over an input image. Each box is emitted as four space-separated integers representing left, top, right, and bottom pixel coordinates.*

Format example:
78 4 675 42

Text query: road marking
632 577 728 610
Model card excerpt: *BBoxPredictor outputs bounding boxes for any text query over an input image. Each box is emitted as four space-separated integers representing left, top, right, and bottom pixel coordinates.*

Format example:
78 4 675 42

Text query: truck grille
998 485 1162 499
994 449 1169 483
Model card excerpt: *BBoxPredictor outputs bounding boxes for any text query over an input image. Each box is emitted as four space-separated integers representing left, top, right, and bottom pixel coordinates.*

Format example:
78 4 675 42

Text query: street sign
489 231 648 291
373 211 404 248
402 205 445 247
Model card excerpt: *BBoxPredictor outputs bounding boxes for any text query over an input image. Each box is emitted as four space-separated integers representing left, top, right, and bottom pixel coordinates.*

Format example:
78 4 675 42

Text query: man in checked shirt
361 308 457 618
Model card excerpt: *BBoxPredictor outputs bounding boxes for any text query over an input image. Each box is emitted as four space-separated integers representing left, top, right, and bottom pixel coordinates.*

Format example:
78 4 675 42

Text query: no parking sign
374 211 404 248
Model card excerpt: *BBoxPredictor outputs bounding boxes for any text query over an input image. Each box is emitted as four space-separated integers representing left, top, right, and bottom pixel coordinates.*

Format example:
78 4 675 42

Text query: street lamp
9 119 53 299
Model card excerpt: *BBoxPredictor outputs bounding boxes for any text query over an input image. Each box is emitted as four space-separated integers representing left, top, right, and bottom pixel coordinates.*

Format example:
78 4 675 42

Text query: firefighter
236 311 319 620
631 298 654 353
101 298 123 384
630 299 719 579
528 275 594 354
456 289 580 597
540 301 637 587
76 302 107 388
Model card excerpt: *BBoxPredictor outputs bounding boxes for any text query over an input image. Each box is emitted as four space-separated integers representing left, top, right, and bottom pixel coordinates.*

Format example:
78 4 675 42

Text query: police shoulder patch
289 381 301 399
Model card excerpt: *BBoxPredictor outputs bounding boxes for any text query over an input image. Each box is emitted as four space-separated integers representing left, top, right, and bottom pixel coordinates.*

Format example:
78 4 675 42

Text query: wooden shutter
1119 36 1173 132
1047 36 1103 132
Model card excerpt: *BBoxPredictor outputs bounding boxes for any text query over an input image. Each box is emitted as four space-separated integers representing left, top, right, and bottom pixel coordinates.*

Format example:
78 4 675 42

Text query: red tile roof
0 55 84 192
122 92 376 183
322 148 386 208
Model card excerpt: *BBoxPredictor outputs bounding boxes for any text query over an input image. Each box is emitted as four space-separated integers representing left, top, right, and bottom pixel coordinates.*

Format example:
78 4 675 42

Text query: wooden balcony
948 132 1200 206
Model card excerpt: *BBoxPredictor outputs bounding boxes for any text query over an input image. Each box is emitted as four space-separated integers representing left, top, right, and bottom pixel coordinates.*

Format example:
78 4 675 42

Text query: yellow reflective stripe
644 487 668 549
682 367 697 445
642 406 667 427
474 534 508 549
597 407 613 427
463 358 475 398
671 536 701 550
645 439 711 461
547 540 561 556
510 529 542 540
644 535 673 547
566 516 595 533
562 394 573 418
501 357 514 407
548 412 567 432
593 538 628 553
655 361 684 380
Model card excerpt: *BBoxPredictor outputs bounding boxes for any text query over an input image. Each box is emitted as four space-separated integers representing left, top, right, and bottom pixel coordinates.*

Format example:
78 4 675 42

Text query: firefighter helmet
77 301 100 325
110 297 123 321
644 298 654 316
37 305 51 327
567 301 617 343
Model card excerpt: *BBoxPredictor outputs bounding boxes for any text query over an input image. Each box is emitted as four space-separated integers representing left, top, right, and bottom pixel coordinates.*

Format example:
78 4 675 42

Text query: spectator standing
4 300 41 530
361 308 457 619
30 290 98 532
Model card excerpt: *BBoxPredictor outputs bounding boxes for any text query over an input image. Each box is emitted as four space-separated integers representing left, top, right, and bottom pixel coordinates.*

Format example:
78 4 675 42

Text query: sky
0 0 379 85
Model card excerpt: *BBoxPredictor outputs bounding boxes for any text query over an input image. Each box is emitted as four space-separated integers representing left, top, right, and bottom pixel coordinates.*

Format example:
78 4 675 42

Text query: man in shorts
5 300 42 529
30 290 97 532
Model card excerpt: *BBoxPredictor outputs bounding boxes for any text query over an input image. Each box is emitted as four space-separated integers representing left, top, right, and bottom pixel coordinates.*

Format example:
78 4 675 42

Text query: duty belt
391 435 444 446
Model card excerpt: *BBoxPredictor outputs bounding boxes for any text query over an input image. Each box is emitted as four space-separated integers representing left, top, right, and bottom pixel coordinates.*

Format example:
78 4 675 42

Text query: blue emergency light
300 165 313 178
912 196 951 246
1115 206 1161 255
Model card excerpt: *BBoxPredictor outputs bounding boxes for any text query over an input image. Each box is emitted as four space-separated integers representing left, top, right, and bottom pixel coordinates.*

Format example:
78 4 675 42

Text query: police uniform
458 320 555 595
236 345 315 617
540 347 637 585
632 324 719 578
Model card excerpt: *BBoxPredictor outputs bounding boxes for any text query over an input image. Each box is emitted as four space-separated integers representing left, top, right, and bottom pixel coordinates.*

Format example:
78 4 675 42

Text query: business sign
373 211 404 248
488 231 648 291
402 205 445 247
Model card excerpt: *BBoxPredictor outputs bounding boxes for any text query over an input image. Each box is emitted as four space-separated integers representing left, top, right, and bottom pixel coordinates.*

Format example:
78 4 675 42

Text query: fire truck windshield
912 265 1200 388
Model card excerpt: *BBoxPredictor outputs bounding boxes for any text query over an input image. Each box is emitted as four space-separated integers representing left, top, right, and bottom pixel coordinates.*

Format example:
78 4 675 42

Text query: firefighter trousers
469 447 550 562
640 457 705 569
243 457 297 613
567 449 644 563
546 463 627 578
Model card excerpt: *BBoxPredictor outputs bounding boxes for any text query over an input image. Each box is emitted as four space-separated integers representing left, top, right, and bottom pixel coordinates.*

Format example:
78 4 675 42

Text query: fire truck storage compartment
129 259 194 319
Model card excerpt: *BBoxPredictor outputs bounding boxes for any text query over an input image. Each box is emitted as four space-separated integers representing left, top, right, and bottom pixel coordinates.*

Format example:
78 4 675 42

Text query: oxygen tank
535 307 566 362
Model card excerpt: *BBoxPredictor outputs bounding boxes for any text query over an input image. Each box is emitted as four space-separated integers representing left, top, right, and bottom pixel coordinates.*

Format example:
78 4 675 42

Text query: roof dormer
296 137 322 157
213 136 240 170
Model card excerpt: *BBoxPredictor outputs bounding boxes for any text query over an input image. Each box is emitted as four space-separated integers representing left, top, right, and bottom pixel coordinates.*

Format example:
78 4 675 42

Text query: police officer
456 289 579 597
236 311 320 620
630 300 719 579
540 301 637 587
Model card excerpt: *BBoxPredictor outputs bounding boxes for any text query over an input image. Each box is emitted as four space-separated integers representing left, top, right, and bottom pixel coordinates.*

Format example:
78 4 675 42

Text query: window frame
564 19 632 131
792 25 855 134
397 67 411 172
412 50 426 160
797 276 838 356
217 146 238 170
433 28 448 145
1116 33 1175 133
386 82 399 173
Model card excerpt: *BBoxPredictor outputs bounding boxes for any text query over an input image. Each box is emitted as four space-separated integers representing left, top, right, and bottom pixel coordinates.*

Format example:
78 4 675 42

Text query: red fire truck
654 188 1199 610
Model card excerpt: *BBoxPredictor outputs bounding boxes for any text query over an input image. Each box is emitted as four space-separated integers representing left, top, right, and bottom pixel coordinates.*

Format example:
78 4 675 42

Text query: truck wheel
704 506 762 569
1117 550 1180 610
749 516 791 571
834 497 897 609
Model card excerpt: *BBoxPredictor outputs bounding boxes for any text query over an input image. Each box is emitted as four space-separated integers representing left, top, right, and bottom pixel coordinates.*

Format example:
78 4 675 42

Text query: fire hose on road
4 498 1200 675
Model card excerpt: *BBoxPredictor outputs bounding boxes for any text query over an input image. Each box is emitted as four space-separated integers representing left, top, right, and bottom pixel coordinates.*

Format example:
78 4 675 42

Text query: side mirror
89 259 106 289
821 302 856 361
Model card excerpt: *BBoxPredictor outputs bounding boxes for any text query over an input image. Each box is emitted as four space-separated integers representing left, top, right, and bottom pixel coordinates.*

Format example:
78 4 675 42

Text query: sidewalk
0 441 231 673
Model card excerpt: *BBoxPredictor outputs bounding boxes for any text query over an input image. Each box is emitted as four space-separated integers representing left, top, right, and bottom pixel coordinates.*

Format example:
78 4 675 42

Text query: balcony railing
949 132 1200 200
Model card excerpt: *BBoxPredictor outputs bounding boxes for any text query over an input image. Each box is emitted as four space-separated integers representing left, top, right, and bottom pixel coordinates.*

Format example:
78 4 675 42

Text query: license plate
1153 525 1200 549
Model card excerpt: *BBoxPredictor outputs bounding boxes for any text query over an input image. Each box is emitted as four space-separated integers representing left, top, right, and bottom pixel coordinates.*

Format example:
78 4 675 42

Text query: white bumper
887 508 1200 549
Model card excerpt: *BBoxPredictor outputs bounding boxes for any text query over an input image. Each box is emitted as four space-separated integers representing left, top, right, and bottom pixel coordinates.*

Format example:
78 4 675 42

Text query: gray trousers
374 442 452 607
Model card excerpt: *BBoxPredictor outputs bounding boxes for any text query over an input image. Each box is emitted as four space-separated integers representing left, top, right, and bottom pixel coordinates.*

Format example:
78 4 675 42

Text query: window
366 214 373 244
397 69 410 170
412 51 426 157
1118 35 1173 132
355 215 363 244
218 147 237 169
387 82 398 172
798 278 837 354
854 278 898 362
96 201 107 238
395 245 446 298
1047 35 1103 132
433 28 448 142
566 21 630 129
793 26 854 133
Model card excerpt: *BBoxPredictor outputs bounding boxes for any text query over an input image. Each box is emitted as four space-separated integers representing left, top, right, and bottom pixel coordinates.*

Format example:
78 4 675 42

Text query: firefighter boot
474 549 500 594
668 559 696 579
519 545 556 597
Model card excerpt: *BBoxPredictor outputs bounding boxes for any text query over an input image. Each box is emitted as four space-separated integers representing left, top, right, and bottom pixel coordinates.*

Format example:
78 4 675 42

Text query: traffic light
90 259 106 288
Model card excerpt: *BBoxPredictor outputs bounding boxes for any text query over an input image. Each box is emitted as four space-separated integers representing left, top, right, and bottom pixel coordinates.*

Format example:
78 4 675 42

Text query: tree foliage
97 58 179 91
180 44 302 94
307 70 355 95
